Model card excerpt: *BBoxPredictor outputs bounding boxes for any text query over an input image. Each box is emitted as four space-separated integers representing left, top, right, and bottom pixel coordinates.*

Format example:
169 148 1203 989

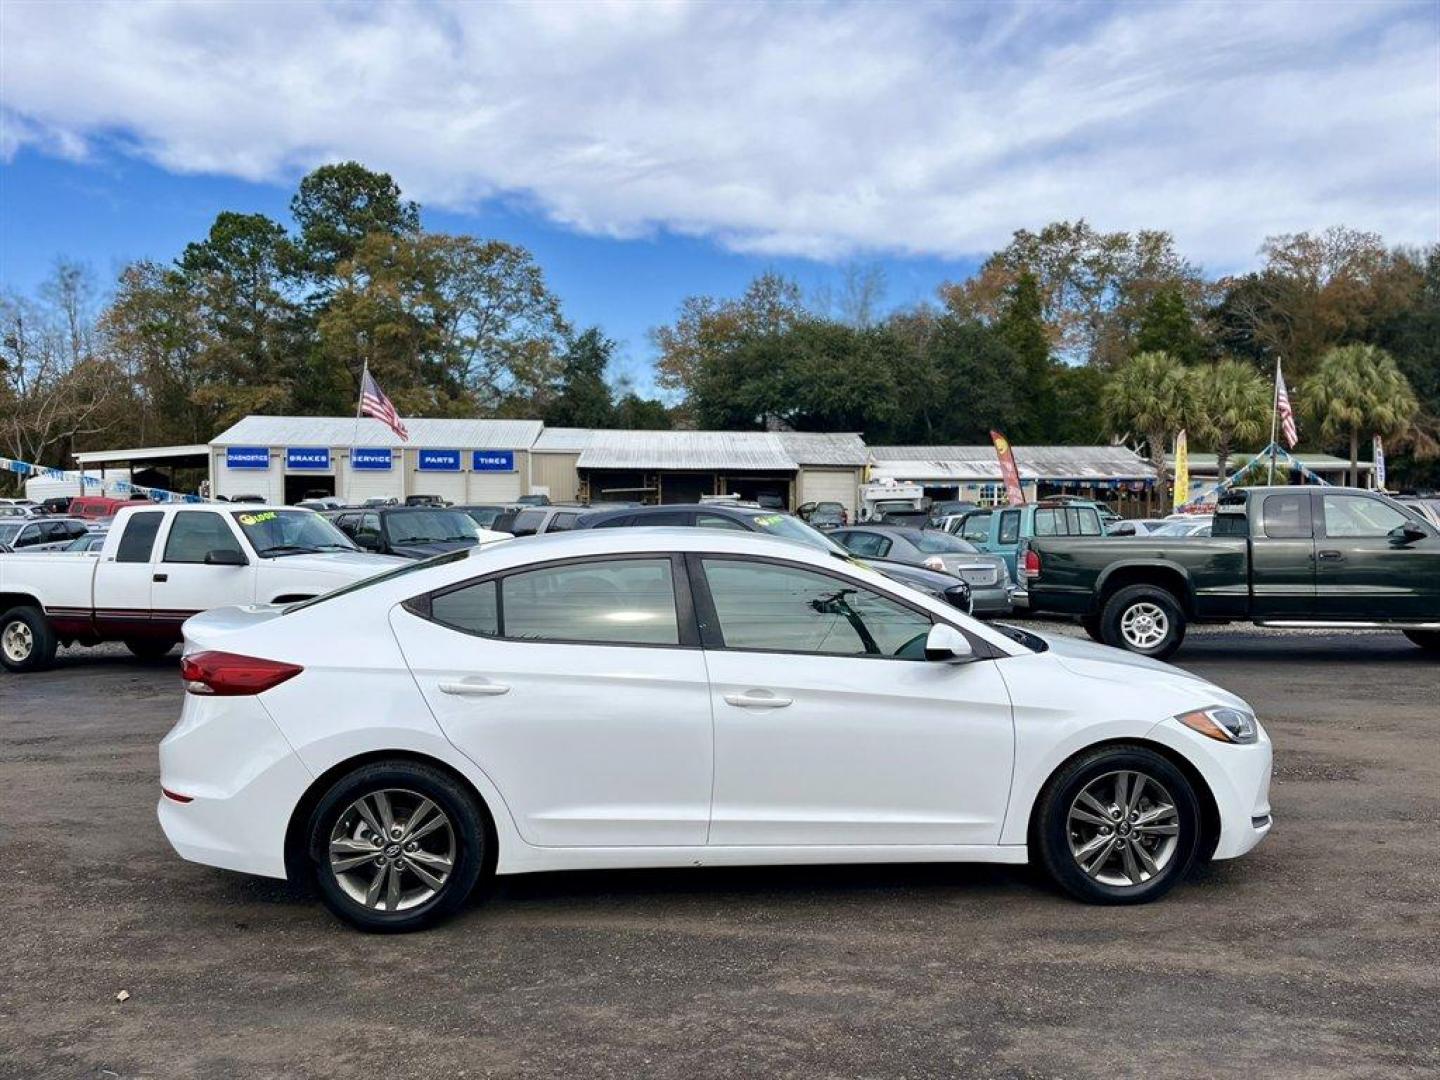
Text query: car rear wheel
1403 630 1440 653
1100 585 1186 659
308 761 487 932
1035 745 1201 904
125 638 174 662
0 605 57 673
1081 615 1105 643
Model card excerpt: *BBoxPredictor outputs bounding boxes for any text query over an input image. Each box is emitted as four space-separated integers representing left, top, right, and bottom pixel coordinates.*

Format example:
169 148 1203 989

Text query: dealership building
65 415 1161 516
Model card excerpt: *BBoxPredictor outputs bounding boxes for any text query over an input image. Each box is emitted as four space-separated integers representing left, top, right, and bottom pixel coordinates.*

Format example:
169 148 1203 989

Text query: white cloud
2 0 1436 267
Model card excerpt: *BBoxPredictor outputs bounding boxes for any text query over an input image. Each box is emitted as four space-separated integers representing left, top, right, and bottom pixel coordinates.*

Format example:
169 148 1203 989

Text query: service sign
472 450 515 472
351 448 393 471
418 449 461 471
286 447 331 471
226 447 270 470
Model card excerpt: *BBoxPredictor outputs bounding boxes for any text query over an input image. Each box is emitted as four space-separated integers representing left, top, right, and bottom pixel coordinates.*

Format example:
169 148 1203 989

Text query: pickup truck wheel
0 605 58 673
125 638 175 662
1403 630 1440 653
1100 585 1186 659
1081 615 1105 643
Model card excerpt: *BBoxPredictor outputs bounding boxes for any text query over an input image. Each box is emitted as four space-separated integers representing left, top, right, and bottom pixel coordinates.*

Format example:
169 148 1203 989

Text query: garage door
411 470 467 504
344 457 403 504
802 469 858 517
468 471 523 503
215 452 282 503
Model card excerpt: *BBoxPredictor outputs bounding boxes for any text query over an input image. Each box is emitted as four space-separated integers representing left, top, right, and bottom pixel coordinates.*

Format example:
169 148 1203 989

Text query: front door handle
1317 550 1344 561
153 573 168 582
438 679 510 697
723 690 793 709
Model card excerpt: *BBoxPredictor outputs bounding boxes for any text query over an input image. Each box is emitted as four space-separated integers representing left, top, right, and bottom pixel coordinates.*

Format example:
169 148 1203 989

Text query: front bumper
1149 717 1273 861
157 694 312 880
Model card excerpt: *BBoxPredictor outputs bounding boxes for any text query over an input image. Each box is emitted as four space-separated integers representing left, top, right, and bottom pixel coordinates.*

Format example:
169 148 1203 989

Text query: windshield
0 523 21 544
231 509 358 557
748 512 849 555
461 507 503 528
385 509 481 544
912 531 979 554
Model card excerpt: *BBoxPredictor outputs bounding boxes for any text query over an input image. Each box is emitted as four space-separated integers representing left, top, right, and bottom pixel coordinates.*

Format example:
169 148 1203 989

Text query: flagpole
1267 355 1280 486
352 358 368 448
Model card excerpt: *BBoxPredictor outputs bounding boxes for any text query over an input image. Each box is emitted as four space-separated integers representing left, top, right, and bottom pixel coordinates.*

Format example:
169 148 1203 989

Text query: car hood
1022 628 1249 709
262 550 407 576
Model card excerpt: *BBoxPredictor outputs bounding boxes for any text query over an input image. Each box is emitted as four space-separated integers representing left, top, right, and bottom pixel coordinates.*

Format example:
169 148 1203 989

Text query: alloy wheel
2 620 34 664
1066 770 1179 887
1119 602 1169 650
328 788 456 912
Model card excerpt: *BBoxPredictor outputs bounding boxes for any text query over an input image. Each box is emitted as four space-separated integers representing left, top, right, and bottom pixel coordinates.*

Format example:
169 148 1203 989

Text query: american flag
1276 365 1298 448
359 368 408 441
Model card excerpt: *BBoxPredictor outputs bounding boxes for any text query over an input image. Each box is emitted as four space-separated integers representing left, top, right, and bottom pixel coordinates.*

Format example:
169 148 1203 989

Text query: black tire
0 605 58 673
1099 584 1187 659
308 760 487 933
1034 745 1201 905
125 638 175 662
1403 630 1440 653
1081 615 1105 643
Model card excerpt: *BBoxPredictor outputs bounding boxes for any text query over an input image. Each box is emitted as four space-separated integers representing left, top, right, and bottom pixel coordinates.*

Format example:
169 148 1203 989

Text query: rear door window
116 512 164 562
997 510 1021 545
1262 493 1312 539
1077 509 1102 536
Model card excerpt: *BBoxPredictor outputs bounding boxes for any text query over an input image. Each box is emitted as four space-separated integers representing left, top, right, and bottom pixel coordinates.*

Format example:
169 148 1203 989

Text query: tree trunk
1216 437 1231 490
1349 428 1359 488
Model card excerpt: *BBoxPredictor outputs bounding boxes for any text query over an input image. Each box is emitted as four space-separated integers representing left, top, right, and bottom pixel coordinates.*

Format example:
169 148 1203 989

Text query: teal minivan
951 501 1106 600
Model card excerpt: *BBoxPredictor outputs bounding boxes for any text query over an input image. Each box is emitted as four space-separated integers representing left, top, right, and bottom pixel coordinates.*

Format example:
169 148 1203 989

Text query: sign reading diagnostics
286 447 331 470
226 447 270 470
418 449 461 471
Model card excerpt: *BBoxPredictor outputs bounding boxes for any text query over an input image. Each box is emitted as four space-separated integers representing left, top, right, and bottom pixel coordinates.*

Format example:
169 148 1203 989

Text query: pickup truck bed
1024 486 1440 658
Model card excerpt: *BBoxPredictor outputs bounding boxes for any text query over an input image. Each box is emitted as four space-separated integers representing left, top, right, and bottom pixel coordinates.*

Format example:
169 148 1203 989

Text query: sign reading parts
286 447 331 471
418 449 461 471
226 447 270 470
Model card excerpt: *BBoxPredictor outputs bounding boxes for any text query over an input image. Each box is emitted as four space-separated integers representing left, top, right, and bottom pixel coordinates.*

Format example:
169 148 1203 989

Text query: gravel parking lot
2 626 1438 1080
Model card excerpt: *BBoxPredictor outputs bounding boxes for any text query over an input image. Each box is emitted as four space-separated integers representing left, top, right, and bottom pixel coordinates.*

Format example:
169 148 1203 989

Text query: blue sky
2 1 1437 394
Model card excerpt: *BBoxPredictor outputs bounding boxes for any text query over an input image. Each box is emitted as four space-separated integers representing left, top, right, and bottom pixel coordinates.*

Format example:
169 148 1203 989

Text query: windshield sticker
754 514 784 527
237 511 278 526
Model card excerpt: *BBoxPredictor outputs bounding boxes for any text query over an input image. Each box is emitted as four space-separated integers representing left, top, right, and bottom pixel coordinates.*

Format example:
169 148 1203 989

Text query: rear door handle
723 690 793 709
1317 550 1344 561
438 679 510 697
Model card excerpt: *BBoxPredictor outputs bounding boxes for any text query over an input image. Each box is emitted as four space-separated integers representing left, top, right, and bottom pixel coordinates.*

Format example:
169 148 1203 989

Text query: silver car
0 517 92 552
830 525 1014 615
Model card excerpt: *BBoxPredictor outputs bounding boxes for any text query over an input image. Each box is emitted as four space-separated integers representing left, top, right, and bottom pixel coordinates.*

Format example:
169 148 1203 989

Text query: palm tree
1300 344 1418 486
1104 350 1201 504
1194 359 1271 482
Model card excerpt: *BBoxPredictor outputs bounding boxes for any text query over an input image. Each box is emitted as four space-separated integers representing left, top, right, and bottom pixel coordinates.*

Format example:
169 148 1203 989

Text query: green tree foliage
614 392 673 430
1134 283 1206 365
996 271 1055 441
1299 344 1419 486
1104 350 1202 499
546 328 619 428
291 162 420 280
1193 359 1271 480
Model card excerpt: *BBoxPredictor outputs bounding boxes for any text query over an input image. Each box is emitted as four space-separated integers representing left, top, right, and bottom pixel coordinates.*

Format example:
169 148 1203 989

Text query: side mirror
924 623 975 663
204 548 248 566
1389 523 1428 544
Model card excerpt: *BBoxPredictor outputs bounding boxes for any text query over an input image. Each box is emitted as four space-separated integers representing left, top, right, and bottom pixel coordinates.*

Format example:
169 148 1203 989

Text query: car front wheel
1034 745 1201 904
308 761 487 932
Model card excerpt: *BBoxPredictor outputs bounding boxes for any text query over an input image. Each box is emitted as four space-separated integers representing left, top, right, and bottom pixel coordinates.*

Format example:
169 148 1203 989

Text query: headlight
1175 705 1258 745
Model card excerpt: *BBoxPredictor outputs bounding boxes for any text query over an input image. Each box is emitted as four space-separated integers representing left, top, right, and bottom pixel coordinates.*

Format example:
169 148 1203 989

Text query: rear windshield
386 510 481 543
911 531 979 554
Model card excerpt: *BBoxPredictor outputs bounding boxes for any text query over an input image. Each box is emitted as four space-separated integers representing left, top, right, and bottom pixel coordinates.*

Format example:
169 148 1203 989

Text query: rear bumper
1025 586 1092 616
968 587 1014 615
157 694 311 880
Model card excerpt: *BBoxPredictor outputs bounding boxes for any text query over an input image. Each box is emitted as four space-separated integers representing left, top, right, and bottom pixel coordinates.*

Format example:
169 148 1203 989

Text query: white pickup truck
0 504 404 672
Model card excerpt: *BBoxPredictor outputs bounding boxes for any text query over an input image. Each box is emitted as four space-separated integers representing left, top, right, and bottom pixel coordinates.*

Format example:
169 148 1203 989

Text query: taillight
180 650 303 696
1024 549 1042 576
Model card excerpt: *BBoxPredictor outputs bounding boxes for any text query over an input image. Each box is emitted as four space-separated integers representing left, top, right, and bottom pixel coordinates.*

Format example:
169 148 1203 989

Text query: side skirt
495 843 1030 877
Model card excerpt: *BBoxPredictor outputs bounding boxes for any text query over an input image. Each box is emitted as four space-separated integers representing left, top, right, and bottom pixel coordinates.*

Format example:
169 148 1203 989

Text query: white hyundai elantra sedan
159 528 1272 932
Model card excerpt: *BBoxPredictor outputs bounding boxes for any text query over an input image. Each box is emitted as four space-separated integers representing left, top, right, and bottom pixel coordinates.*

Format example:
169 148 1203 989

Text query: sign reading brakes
286 447 330 470
350 447 393 471
226 447 270 470
472 450 515 472
418 449 461 471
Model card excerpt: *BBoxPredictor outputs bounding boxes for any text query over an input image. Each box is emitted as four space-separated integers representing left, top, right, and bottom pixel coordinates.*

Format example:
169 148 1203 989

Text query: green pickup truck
1022 486 1440 658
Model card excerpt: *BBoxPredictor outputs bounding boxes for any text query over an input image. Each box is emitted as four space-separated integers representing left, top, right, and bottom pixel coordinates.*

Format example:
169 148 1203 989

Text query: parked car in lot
70 495 146 521
330 506 508 559
0 517 92 552
796 500 848 528
576 503 975 613
1024 486 1440 658
492 504 594 537
453 503 521 530
40 496 74 515
952 500 1107 590
0 504 402 672
1396 494 1440 528
60 530 109 554
830 525 1013 615
1107 518 1170 537
159 527 1273 931
1148 518 1213 538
